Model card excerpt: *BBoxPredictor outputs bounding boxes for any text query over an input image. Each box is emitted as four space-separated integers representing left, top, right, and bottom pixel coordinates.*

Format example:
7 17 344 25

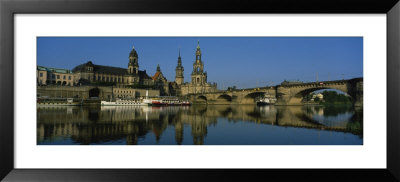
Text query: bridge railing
185 77 362 95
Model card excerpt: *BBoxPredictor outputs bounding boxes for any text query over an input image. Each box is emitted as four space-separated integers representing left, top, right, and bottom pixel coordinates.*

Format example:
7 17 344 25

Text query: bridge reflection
37 105 362 145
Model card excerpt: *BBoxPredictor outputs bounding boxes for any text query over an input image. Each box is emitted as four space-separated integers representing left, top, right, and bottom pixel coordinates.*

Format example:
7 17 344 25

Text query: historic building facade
177 42 217 96
71 46 154 87
152 64 169 96
37 66 75 86
37 42 217 97
37 46 160 99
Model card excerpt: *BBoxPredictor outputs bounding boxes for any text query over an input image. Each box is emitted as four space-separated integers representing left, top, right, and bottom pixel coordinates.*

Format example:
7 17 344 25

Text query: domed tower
128 45 139 74
175 49 184 85
191 41 207 85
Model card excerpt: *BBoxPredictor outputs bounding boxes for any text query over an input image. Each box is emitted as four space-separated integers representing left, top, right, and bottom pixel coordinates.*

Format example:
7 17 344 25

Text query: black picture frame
1 0 399 181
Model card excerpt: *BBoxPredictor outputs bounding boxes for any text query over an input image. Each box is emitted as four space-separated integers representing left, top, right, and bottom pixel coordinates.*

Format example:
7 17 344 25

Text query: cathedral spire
175 48 184 85
157 64 161 72
195 41 201 61
177 48 182 66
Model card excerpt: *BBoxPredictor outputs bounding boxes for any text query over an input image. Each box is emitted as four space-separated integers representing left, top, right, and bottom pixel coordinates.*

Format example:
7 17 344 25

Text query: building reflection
37 104 363 145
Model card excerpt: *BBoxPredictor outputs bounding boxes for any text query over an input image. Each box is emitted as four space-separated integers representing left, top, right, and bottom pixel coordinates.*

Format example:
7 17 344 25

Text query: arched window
197 78 200 83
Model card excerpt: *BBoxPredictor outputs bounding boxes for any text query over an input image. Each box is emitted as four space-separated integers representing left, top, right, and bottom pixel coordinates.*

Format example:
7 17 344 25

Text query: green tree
321 90 352 105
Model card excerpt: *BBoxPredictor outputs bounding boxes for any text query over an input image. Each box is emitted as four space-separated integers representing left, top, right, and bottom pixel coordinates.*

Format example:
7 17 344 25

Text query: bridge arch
298 87 348 96
241 92 267 104
197 95 207 102
286 85 352 105
217 94 232 102
89 87 100 98
244 92 267 99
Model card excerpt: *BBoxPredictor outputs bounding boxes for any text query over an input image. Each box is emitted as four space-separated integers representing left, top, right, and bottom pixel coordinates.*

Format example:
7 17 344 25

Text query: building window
102 77 105 81
93 76 96 81
52 74 55 79
57 75 60 79
63 75 66 79
69 76 71 80
39 73 43 77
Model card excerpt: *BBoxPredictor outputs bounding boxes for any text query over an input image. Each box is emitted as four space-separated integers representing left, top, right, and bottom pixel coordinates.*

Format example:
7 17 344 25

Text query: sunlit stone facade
174 42 217 96
72 46 154 87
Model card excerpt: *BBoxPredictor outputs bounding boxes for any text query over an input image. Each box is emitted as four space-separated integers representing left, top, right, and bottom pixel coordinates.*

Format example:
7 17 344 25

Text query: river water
37 105 363 145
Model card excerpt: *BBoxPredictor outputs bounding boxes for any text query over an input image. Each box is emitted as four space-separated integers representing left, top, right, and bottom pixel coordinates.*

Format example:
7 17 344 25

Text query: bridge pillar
275 86 303 106
354 94 363 107
275 95 303 105
353 81 363 107
275 96 290 105
188 94 208 104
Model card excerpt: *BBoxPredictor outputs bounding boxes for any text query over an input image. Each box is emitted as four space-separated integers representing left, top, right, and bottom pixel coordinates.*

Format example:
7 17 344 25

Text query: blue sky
37 37 363 89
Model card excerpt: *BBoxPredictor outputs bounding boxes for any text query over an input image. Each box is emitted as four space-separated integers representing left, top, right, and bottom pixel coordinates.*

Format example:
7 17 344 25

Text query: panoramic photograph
36 37 363 145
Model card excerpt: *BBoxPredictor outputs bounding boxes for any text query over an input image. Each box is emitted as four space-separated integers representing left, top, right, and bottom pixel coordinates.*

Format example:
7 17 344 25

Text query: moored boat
149 97 191 106
101 98 149 106
37 98 82 106
256 97 277 105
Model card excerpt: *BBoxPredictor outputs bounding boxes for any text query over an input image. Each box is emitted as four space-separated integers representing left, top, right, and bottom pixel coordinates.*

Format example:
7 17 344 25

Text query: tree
304 93 312 101
321 90 352 104
227 86 237 91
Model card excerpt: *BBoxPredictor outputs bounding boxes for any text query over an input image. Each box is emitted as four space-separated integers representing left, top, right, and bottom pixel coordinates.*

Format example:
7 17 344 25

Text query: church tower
191 41 207 85
175 49 184 85
128 45 139 74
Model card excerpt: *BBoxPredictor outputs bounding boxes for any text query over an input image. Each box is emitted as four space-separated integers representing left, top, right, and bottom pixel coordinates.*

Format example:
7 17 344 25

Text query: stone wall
37 86 160 100
180 83 218 96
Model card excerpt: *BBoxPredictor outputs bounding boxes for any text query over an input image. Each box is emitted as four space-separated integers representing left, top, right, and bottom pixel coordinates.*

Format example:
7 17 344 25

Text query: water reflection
37 105 363 145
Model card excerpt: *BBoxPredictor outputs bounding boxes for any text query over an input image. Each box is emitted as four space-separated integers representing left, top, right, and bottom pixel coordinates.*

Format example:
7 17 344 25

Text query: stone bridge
187 77 363 106
187 87 276 105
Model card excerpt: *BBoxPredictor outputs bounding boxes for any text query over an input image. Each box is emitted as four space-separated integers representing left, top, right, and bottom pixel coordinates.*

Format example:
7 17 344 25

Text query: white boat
149 97 191 106
101 98 149 106
101 90 153 106
256 97 277 105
